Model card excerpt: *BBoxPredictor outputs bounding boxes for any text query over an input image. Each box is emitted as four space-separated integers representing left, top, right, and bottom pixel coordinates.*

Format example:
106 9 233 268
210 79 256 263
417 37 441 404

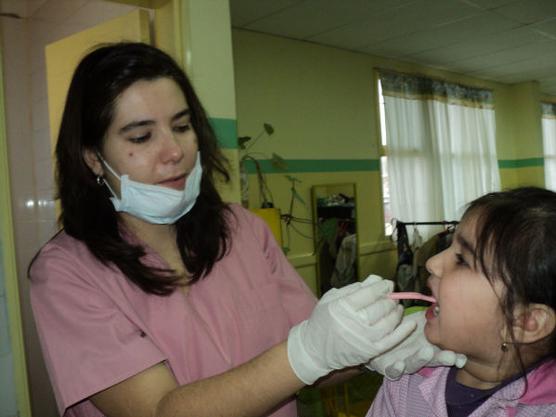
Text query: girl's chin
423 323 438 346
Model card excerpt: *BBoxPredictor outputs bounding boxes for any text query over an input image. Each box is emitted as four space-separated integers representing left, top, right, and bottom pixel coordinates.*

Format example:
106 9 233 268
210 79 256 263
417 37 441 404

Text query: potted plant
238 122 287 208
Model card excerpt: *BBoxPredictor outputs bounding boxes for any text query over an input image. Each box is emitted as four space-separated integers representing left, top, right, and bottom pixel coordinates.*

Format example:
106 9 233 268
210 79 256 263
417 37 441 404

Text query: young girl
367 187 556 417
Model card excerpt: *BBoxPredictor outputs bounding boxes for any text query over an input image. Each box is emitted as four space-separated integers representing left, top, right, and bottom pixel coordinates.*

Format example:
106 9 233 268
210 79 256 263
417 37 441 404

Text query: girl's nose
425 250 443 277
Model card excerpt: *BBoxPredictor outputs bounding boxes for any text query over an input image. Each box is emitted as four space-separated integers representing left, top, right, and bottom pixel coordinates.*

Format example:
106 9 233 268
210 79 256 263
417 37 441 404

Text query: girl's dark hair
464 187 556 362
54 42 231 295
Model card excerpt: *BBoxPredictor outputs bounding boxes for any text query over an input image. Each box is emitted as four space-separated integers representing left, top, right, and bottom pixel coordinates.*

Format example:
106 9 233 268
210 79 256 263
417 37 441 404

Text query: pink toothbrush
389 292 436 303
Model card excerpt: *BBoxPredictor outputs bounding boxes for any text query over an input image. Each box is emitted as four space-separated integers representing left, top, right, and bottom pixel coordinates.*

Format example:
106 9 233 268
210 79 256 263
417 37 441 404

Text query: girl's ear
83 148 103 177
510 304 556 344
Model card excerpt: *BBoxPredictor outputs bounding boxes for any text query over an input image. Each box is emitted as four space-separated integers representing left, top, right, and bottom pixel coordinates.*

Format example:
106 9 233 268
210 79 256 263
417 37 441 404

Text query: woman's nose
160 129 184 163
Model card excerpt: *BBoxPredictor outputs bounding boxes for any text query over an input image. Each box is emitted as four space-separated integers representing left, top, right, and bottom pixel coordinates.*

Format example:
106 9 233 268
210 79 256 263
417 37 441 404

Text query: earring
96 176 105 186
501 342 509 352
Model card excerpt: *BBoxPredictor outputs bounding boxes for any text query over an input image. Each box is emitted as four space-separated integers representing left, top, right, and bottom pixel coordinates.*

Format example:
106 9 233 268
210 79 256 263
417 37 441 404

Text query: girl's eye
129 132 151 143
174 123 191 133
455 253 468 267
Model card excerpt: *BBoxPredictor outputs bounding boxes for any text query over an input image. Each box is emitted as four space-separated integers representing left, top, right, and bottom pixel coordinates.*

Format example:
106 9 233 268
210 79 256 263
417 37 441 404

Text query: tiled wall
1 1 136 415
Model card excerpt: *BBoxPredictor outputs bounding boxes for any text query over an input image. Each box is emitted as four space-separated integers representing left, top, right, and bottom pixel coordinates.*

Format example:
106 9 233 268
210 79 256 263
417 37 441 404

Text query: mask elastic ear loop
96 152 120 179
96 152 120 199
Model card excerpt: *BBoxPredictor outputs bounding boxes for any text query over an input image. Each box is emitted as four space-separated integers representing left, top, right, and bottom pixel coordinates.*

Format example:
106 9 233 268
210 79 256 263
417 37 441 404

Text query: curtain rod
396 220 459 226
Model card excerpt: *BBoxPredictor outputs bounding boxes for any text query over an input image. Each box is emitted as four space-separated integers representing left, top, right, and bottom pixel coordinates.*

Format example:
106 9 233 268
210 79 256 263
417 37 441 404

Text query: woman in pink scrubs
29 42 459 417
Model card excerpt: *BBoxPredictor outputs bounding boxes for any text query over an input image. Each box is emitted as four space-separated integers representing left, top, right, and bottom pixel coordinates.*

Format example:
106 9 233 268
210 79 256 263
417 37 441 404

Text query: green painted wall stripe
209 117 237 149
498 158 544 169
242 158 545 173
244 159 380 174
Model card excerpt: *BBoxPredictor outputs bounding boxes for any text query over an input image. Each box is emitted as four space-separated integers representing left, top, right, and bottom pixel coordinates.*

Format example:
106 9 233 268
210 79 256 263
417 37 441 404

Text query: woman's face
86 77 199 197
424 213 507 362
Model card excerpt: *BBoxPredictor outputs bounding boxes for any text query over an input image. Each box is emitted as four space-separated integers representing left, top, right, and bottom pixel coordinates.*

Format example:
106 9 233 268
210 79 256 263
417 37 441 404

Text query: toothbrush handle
389 292 436 303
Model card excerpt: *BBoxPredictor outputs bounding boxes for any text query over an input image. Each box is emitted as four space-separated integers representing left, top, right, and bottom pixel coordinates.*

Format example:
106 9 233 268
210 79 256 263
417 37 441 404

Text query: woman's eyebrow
119 119 154 133
172 109 190 121
118 109 190 133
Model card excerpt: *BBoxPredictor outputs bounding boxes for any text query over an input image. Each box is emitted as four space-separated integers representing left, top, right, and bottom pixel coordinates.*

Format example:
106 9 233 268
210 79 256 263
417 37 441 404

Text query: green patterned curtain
379 70 494 109
542 102 556 119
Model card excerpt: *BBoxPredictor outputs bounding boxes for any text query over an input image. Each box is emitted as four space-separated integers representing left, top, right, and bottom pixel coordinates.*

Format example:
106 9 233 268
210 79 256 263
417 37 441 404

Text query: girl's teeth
433 305 440 316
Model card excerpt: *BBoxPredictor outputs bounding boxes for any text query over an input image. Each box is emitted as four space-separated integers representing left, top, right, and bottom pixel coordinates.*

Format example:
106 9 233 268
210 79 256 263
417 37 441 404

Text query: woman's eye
455 253 468 267
129 132 151 143
174 123 191 133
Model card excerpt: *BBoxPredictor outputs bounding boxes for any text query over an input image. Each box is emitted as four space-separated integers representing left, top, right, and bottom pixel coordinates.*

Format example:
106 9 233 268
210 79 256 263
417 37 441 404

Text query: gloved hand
366 309 467 380
287 275 418 385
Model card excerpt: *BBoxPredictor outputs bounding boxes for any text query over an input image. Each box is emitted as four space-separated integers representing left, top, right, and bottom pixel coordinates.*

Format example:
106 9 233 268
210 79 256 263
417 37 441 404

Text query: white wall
1 1 136 415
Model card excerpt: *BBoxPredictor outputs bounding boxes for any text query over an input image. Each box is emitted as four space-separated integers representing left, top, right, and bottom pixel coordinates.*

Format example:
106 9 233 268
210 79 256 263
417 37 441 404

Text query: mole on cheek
128 152 134 157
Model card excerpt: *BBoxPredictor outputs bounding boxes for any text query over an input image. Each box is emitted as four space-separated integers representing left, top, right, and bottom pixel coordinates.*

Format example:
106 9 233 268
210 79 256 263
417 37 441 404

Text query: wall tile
32 128 52 162
12 221 39 268
34 157 54 193
31 97 49 132
3 2 142 415
0 18 29 65
30 40 46 76
37 219 58 246
31 69 47 106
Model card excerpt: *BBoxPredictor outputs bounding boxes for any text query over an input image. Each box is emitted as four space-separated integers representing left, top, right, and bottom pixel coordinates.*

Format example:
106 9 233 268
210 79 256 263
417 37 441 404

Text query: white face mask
98 151 202 224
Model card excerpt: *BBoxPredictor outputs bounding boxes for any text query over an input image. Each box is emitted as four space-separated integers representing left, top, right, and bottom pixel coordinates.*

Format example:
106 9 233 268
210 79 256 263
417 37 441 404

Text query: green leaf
263 123 274 135
270 153 288 171
238 136 251 150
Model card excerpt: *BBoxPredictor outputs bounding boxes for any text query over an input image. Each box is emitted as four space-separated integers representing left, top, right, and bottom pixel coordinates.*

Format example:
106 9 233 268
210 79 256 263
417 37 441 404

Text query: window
378 80 392 236
377 70 500 239
542 102 556 191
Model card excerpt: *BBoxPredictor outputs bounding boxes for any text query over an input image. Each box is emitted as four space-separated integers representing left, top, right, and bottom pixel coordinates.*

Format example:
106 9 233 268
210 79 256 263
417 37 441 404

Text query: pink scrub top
30 204 317 417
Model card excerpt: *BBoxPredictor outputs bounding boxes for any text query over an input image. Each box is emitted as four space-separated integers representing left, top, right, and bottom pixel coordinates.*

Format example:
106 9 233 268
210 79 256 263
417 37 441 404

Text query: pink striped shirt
367 361 556 417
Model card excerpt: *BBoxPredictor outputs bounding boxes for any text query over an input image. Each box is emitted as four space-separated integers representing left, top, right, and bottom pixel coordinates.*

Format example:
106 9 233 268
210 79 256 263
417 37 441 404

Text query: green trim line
244 159 380 174
498 158 544 169
244 157 543 173
209 117 237 149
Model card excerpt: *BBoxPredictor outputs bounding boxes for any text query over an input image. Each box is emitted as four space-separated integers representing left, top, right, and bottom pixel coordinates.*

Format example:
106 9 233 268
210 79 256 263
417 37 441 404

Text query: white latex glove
287 275 418 385
366 309 467 380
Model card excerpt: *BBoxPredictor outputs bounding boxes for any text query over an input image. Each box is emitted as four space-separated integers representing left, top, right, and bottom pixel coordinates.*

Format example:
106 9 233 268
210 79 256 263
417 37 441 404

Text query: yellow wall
180 0 240 204
45 10 151 151
495 81 545 189
153 0 181 63
511 82 543 159
232 29 551 292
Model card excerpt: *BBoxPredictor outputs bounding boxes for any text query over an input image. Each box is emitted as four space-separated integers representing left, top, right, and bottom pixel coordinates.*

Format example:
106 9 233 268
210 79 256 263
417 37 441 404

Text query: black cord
287 220 314 240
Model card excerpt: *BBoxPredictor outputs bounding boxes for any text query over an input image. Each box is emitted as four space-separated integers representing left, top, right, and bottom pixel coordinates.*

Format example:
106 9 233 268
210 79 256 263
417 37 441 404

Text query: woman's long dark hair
52 42 231 295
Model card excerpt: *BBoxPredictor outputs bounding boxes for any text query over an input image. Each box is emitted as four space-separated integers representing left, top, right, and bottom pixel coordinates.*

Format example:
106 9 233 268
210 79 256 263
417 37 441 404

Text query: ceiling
0 0 48 17
1 0 554 94
230 0 556 95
